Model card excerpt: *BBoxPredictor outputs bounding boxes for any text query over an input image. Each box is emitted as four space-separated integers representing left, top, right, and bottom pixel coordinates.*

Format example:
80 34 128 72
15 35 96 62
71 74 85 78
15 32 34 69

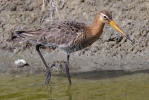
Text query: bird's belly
67 40 96 53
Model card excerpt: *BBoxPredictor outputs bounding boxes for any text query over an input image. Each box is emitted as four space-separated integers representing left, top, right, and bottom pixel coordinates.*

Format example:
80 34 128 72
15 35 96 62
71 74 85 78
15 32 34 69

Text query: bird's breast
67 34 101 53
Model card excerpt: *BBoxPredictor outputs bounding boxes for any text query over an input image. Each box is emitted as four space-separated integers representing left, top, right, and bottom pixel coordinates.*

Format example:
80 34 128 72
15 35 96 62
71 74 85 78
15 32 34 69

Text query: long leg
35 44 51 84
66 53 71 84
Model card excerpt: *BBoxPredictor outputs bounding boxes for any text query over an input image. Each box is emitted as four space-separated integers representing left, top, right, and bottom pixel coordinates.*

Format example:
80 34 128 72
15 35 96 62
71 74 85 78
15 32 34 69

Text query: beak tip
131 41 135 45
126 35 135 45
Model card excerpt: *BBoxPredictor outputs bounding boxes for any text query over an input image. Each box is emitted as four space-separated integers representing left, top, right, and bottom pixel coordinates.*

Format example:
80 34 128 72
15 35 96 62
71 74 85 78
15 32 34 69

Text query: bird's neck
88 17 105 37
92 19 105 36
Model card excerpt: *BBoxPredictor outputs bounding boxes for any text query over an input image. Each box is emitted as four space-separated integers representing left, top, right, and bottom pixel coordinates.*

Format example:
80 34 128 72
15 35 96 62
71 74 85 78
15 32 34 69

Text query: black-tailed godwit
15 10 134 84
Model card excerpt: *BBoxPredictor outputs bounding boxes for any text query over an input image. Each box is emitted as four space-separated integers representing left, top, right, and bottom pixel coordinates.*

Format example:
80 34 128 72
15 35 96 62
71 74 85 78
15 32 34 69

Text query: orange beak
109 20 134 44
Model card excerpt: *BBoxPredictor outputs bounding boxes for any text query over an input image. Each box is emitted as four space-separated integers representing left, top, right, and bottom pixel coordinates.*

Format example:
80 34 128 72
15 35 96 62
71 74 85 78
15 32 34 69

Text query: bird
15 10 134 84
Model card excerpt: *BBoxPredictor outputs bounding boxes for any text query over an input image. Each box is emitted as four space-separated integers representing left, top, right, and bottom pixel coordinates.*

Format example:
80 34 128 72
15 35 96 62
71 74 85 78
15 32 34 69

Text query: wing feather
15 21 86 47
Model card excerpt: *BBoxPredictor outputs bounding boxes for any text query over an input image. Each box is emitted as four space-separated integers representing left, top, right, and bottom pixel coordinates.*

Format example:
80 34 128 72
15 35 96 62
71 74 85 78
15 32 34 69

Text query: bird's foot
44 69 51 84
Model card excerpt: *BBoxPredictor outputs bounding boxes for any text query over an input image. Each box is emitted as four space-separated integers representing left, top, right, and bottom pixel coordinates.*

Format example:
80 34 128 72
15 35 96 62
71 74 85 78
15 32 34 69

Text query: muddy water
0 71 149 100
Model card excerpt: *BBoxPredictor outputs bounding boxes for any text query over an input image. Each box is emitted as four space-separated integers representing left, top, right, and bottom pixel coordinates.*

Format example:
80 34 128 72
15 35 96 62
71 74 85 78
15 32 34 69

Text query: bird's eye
103 15 107 19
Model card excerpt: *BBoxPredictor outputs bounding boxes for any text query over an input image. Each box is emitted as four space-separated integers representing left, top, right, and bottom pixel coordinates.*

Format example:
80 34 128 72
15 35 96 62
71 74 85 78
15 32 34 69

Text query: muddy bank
0 0 148 74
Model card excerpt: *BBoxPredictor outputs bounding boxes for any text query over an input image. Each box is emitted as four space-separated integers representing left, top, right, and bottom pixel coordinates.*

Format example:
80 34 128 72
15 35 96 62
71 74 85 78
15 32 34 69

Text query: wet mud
0 0 148 74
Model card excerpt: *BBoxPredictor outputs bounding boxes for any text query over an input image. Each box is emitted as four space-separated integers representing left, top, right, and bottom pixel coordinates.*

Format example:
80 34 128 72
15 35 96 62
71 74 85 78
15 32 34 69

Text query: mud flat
0 0 148 74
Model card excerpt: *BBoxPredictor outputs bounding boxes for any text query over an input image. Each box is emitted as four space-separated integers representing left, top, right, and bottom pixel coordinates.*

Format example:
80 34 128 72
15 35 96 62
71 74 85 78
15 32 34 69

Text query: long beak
109 20 134 44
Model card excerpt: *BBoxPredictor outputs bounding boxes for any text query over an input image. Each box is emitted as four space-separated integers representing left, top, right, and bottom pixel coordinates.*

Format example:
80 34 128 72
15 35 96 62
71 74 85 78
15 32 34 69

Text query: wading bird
15 11 134 84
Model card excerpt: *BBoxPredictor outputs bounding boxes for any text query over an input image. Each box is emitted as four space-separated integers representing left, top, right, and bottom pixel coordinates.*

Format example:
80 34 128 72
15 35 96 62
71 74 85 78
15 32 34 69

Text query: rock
14 59 28 68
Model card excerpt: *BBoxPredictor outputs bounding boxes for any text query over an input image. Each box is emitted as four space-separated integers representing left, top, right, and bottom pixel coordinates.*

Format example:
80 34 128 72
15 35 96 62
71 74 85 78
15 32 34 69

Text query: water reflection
46 83 72 100
1 70 149 100
46 84 52 100
65 85 72 100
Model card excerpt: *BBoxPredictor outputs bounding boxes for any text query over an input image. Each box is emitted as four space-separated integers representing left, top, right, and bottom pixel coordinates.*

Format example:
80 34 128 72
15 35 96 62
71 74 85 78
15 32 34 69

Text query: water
0 70 149 100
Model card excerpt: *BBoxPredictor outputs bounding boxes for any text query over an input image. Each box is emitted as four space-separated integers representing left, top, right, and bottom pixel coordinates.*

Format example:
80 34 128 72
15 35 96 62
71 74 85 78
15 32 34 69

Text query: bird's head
98 10 134 44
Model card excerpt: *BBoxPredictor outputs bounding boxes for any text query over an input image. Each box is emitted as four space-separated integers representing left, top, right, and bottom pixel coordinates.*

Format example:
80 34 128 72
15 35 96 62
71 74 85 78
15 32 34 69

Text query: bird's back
15 21 90 52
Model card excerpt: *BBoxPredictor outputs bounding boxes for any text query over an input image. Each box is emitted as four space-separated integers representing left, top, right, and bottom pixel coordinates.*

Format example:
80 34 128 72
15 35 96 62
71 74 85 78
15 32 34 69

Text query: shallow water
1 70 149 100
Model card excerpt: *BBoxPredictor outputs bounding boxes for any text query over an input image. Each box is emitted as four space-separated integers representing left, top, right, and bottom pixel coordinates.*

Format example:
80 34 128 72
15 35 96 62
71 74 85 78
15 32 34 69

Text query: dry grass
41 0 66 23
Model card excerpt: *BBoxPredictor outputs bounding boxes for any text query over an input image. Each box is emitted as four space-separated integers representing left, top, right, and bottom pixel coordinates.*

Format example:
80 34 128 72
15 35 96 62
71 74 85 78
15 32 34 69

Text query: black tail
15 31 26 38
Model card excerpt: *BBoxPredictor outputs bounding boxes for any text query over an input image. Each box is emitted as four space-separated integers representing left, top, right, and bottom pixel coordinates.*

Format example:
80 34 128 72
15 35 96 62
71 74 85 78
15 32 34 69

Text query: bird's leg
66 53 71 84
35 44 51 84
